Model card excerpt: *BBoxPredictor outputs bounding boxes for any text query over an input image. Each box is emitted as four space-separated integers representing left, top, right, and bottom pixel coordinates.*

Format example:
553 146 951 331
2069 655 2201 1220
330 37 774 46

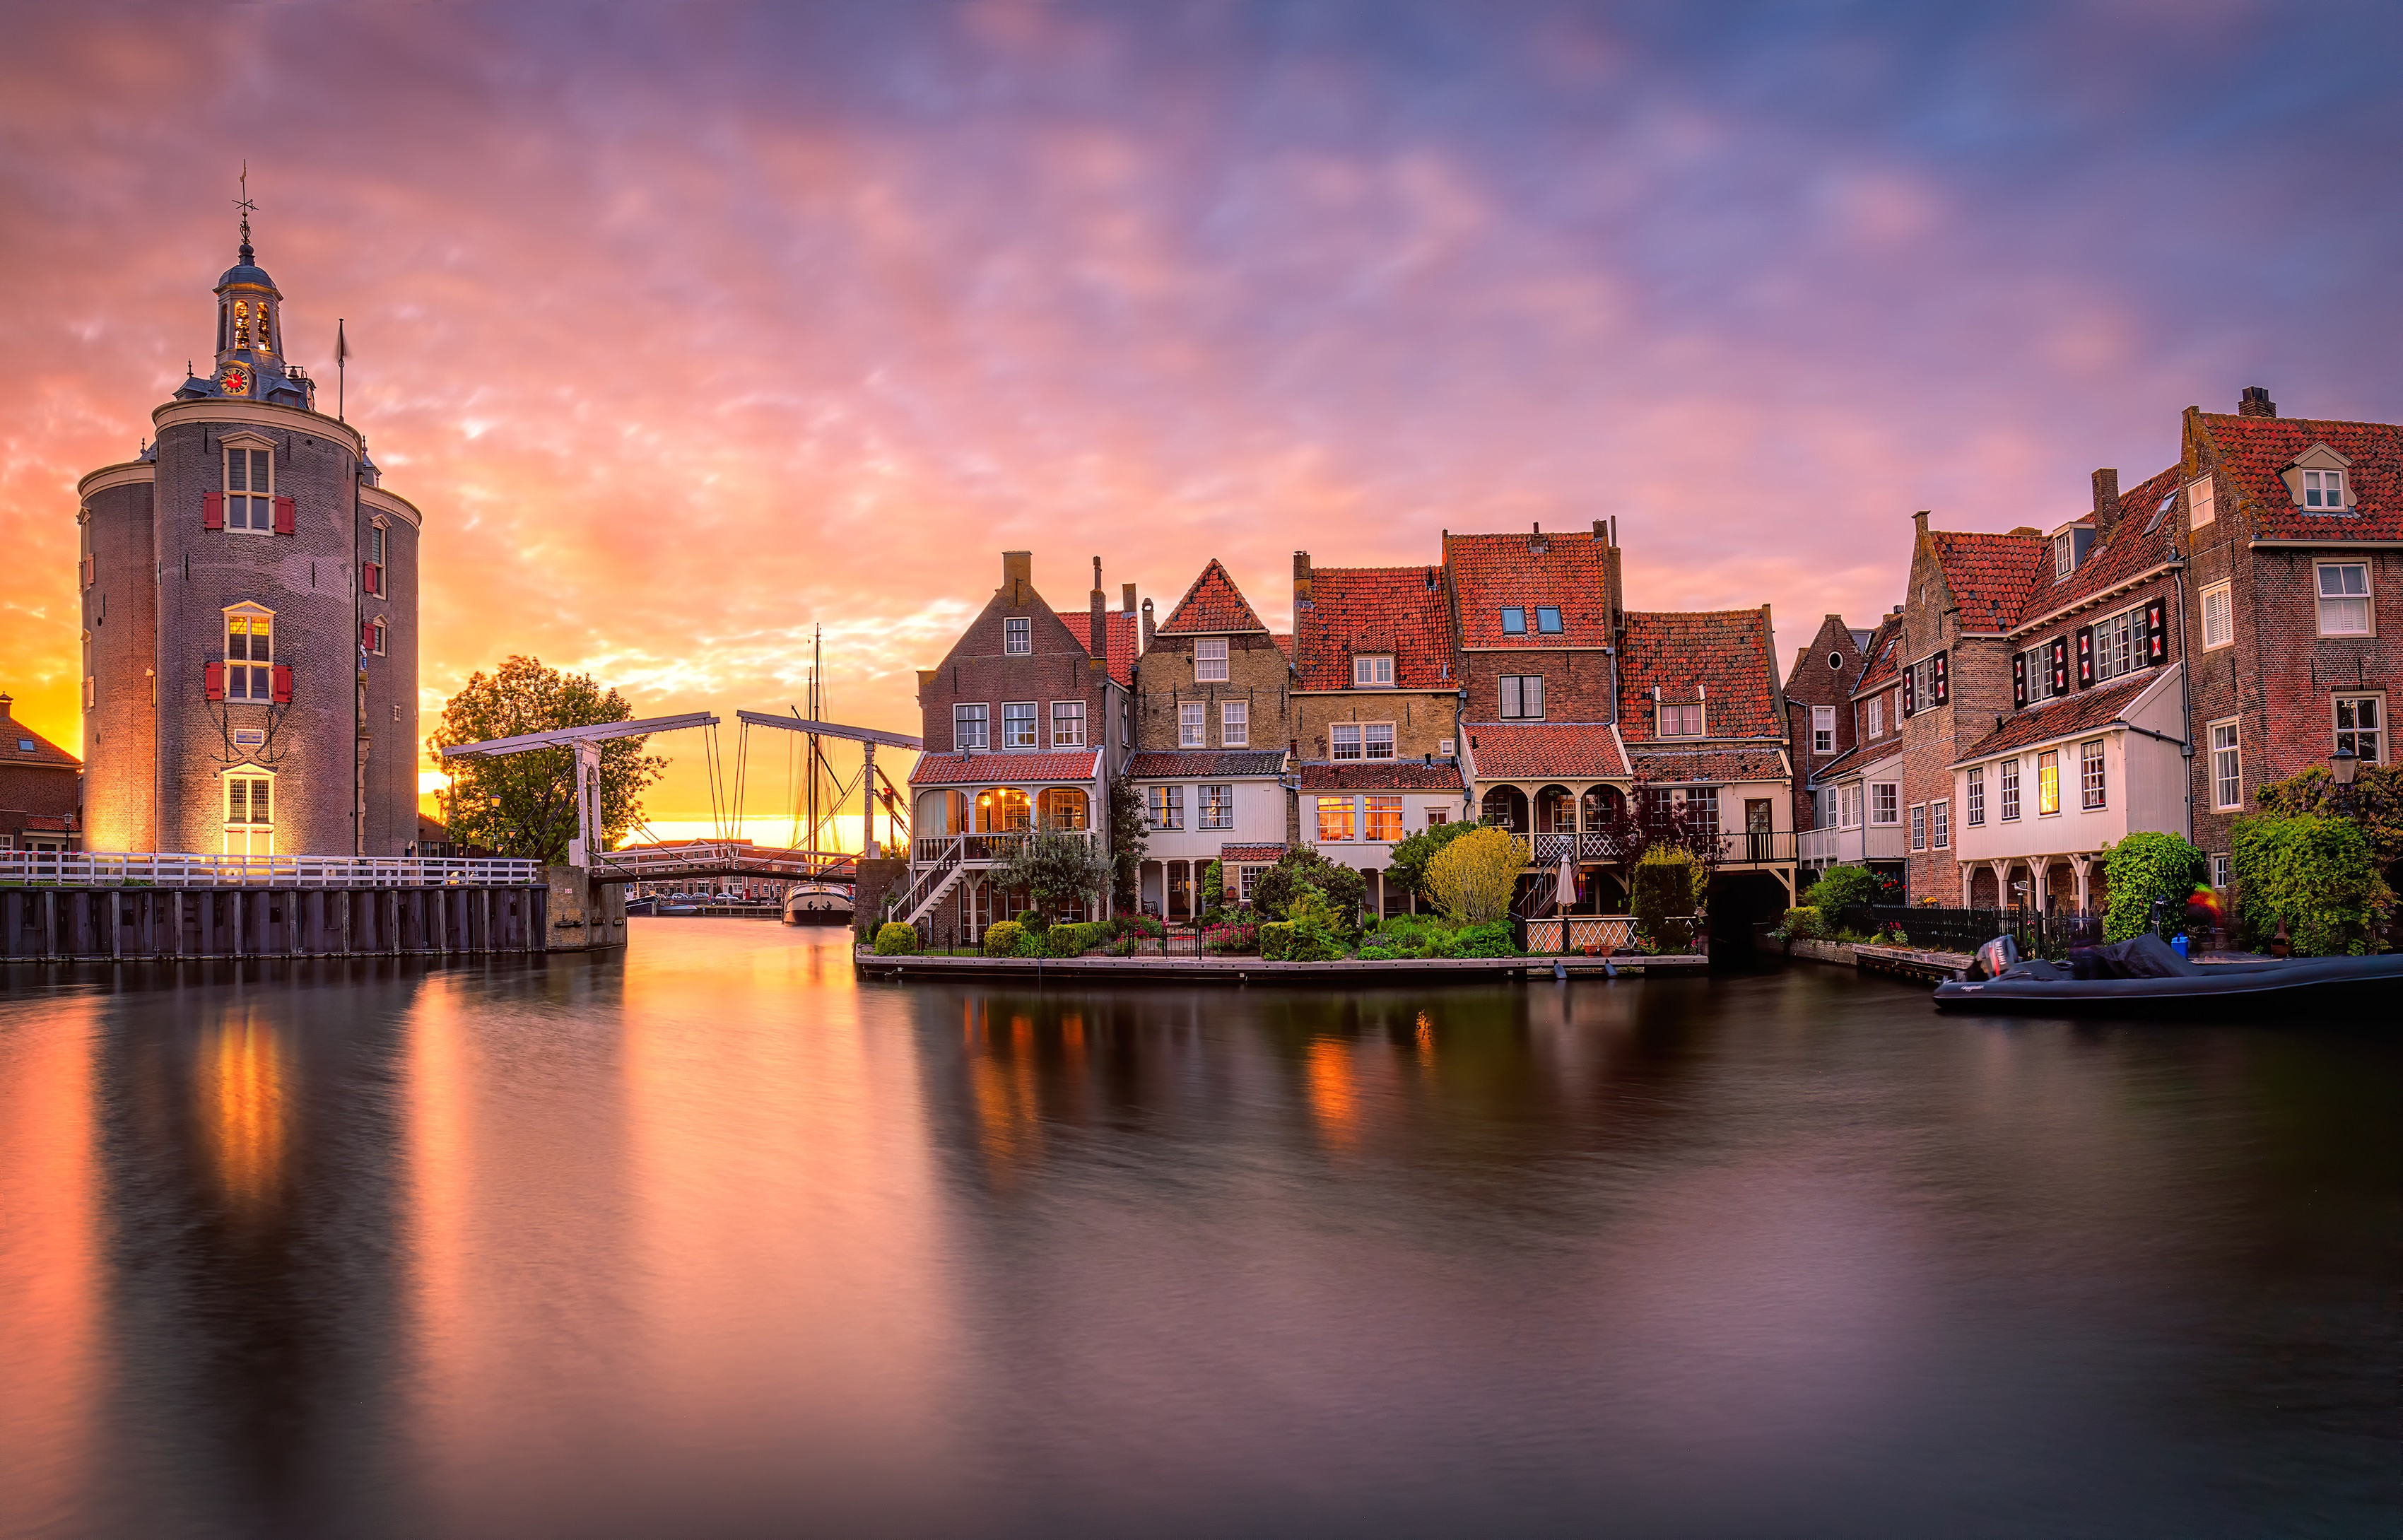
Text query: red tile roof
2012 467 2182 627
1852 614 1903 693
907 749 1102 786
1057 611 1139 687
1443 529 1611 649
1949 676 2156 763
1628 747 1787 784
1929 530 2047 634
1464 722 1628 780
1271 633 1293 661
1156 559 1269 635
1616 609 1780 741
2 707 79 770
1219 842 1287 863
2197 411 2403 541
1298 760 1464 791
1127 750 1288 778
1295 565 1455 690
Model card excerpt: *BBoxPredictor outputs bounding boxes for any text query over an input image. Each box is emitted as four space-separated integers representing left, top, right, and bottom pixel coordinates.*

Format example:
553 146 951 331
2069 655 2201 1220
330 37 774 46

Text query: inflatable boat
1933 932 2403 1016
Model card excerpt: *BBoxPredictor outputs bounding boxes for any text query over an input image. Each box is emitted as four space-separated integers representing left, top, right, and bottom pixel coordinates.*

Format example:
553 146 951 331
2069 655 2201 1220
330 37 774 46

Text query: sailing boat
784 626 859 926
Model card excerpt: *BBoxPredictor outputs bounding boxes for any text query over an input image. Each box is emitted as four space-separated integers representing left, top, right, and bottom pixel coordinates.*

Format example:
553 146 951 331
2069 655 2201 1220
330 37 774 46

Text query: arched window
230 300 252 351
976 787 1030 833
223 765 275 857
1037 787 1088 831
1481 785 1528 833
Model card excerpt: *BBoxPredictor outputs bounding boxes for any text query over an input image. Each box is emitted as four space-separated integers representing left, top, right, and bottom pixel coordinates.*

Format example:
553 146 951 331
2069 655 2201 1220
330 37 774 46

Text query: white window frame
1050 700 1086 748
1316 794 1356 843
223 603 276 702
953 703 988 751
221 765 275 856
1500 675 1544 720
1352 654 1394 687
1659 702 1703 737
2211 852 2231 888
2080 739 2105 810
2316 562 2373 637
1179 702 1205 748
1867 695 1884 737
1001 701 1038 749
1220 699 1248 747
369 617 387 657
1194 637 1229 683
2209 718 2242 809
2093 606 2139 683
2200 580 2233 651
1871 782 1899 825
1999 758 2021 822
2053 529 2076 580
2302 468 2346 510
1966 767 1985 827
2187 475 2216 529
1811 705 1835 755
1199 784 1233 830
1146 784 1183 830
222 440 275 536
2334 693 2383 764
1910 803 1927 852
1361 722 1395 760
1365 794 1403 842
1003 616 1032 655
1840 783 1861 830
1932 798 1949 850
1331 723 1363 760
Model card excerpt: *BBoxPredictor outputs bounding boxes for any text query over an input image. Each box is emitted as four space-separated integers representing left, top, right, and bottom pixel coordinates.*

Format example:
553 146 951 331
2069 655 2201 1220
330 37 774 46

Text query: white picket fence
0 850 546 888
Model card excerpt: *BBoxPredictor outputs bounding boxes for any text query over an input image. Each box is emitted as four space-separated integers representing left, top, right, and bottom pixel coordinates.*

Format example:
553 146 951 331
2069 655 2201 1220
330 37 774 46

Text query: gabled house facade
1803 611 1907 888
1783 613 1869 837
0 693 81 854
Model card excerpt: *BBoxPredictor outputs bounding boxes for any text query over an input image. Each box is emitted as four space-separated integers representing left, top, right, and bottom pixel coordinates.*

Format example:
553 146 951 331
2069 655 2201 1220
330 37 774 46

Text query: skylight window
1535 606 1563 634
1500 606 1527 635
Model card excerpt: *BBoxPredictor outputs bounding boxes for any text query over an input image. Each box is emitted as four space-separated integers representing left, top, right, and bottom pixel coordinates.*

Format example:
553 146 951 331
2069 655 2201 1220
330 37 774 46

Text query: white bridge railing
0 850 546 888
595 842 857 880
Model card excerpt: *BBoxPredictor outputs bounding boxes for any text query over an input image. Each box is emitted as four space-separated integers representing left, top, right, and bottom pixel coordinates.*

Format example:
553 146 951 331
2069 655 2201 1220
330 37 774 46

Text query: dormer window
1534 606 1563 634
1659 703 1703 737
2052 531 2073 580
1004 617 1031 655
2304 469 2345 510
1500 606 1527 635
1194 637 1228 682
1351 653 1394 687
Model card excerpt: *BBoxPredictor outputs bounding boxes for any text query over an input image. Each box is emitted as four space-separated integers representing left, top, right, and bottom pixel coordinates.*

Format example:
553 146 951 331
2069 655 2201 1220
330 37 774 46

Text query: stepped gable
2014 466 2183 625
1462 722 1628 780
1444 529 1610 649
1616 609 1780 740
1950 676 2154 763
1295 565 1452 689
1058 610 1139 687
2197 411 2403 541
1927 529 2047 634
1155 558 1269 635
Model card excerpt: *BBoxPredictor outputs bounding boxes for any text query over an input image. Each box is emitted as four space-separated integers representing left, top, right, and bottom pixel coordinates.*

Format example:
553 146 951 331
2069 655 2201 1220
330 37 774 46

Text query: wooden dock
0 884 548 963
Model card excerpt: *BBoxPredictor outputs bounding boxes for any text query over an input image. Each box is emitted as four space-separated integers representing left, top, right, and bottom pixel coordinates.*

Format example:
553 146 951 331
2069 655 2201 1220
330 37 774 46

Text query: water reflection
197 1013 288 1218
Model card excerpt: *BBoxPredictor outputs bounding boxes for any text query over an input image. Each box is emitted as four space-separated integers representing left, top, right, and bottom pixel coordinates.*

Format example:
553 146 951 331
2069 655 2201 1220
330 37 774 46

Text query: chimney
1001 550 1032 604
1090 557 1106 675
1293 550 1312 606
1122 582 1136 615
1140 596 1155 649
2238 386 2276 418
2091 468 2121 532
0 693 11 722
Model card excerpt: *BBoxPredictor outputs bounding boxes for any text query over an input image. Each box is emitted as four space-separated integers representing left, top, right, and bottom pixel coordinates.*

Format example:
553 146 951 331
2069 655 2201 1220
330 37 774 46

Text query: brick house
0 693 81 853
1802 611 1906 890
1129 558 1295 917
905 551 1132 942
2178 390 2399 885
1289 551 1467 913
1782 613 1870 837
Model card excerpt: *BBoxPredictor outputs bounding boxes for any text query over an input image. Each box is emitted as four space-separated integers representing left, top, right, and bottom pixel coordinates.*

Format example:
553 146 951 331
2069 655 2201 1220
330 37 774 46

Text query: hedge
2102 831 2208 941
872 922 920 956
981 920 1026 958
2231 813 2392 956
1780 906 1823 940
1803 864 1883 912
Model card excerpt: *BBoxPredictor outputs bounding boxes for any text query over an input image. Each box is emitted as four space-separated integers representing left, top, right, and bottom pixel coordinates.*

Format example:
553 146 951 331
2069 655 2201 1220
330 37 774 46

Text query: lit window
1535 606 1563 634
2188 476 2216 529
1811 705 1835 754
2317 563 2371 636
2201 582 2233 650
1365 796 1403 842
1050 700 1085 748
1146 784 1183 830
2335 695 2383 763
2210 720 2241 809
1199 784 1233 830
2037 750 2061 816
1362 722 1394 759
2080 740 2105 809
230 299 252 350
953 703 988 751
1659 703 1703 736
1003 617 1031 654
1867 695 1884 736
2303 469 2346 510
223 447 274 533
1932 799 1949 849
1500 607 1527 635
1316 796 1356 842
1352 654 1394 687
1180 703 1205 748
1966 767 1985 826
1871 782 1898 825
1500 676 1544 719
1221 700 1248 746
223 610 274 700
1001 702 1038 748
1999 758 2021 822
223 769 274 857
1910 804 1927 851
1194 637 1228 683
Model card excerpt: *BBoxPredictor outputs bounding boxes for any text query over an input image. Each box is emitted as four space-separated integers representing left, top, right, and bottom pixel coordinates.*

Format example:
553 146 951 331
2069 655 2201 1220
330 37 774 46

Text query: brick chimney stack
2239 386 2277 418
1140 596 1155 650
1122 582 1136 615
1090 556 1106 675
1293 549 1312 606
2092 468 2121 532
1001 550 1032 604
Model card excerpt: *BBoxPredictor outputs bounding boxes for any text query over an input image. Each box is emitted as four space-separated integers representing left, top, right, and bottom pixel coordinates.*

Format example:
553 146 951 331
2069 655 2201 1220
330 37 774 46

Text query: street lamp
2331 746 2358 815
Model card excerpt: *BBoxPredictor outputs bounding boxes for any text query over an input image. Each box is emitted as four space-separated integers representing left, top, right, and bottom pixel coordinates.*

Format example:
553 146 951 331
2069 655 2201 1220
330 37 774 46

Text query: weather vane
234 160 256 251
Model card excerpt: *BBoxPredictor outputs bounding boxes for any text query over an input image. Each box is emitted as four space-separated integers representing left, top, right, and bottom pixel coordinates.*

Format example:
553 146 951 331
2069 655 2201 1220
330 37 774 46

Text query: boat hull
1933 953 2403 1016
783 886 856 926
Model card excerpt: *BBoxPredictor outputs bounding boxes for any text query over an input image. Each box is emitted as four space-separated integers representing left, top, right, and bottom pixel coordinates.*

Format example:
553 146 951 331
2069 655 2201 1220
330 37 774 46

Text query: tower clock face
219 364 251 396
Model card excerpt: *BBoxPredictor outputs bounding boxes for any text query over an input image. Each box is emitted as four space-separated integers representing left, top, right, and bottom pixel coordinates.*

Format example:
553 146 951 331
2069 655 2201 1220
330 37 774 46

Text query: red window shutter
2011 652 2026 710
271 665 293 704
204 661 225 701
203 491 225 531
2075 625 2096 688
273 495 295 535
2050 637 2069 695
361 620 375 651
1932 650 1949 704
2144 599 2168 664
1900 666 1915 716
363 561 381 595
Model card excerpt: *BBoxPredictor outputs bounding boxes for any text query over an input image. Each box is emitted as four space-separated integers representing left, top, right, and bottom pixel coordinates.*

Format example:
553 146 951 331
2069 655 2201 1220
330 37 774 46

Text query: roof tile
1628 746 1787 783
1464 722 1628 779
1057 611 1139 688
1126 749 1288 779
1617 609 1780 740
2198 411 2403 542
1951 676 2156 763
1156 559 1269 635
1298 760 1464 791
907 749 1103 786
1295 565 1454 690
1444 529 1610 649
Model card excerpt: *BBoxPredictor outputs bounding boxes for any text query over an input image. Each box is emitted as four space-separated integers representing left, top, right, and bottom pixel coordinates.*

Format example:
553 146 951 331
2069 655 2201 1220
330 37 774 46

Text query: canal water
0 921 2392 1539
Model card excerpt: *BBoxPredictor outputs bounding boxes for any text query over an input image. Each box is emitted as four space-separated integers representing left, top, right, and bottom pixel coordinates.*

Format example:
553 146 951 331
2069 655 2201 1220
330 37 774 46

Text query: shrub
1016 909 1050 935
2102 831 2209 941
1043 924 1083 956
872 922 920 956
1202 920 1259 954
1201 860 1224 915
1780 906 1823 941
1250 850 1366 928
1632 844 1703 951
1277 887 1350 960
1259 921 1298 960
981 920 1025 958
1387 819 1483 905
1804 864 1883 913
1358 946 1399 961
2232 813 2393 956
1450 919 1519 957
1427 826 1530 924
1122 913 1166 940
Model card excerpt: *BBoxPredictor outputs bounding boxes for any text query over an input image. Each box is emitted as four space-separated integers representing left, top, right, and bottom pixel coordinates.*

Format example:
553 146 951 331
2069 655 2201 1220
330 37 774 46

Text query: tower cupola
189 168 314 411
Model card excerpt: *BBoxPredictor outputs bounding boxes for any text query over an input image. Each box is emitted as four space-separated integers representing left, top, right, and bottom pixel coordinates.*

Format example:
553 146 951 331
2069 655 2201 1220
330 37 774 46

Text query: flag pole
336 318 348 423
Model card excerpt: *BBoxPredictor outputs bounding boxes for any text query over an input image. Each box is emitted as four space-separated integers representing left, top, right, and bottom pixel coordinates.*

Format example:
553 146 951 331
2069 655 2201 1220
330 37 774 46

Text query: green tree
433 656 666 863
993 828 1112 918
1108 777 1147 912
1250 847 1368 929
1427 826 1529 924
1631 843 1704 951
2231 813 2393 956
2101 831 2209 941
1804 863 1884 914
2254 763 2403 881
1386 818 1482 905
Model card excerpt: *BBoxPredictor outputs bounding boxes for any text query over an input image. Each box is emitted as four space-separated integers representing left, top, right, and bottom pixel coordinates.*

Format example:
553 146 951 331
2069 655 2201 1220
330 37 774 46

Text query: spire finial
233 160 257 261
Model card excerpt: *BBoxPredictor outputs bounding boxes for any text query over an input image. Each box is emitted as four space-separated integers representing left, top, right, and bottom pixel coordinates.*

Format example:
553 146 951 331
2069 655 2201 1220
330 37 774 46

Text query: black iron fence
1831 904 2113 956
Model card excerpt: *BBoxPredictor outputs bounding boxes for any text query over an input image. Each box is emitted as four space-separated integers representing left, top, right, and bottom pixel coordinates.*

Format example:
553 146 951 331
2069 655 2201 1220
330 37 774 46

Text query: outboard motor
1972 934 2018 981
